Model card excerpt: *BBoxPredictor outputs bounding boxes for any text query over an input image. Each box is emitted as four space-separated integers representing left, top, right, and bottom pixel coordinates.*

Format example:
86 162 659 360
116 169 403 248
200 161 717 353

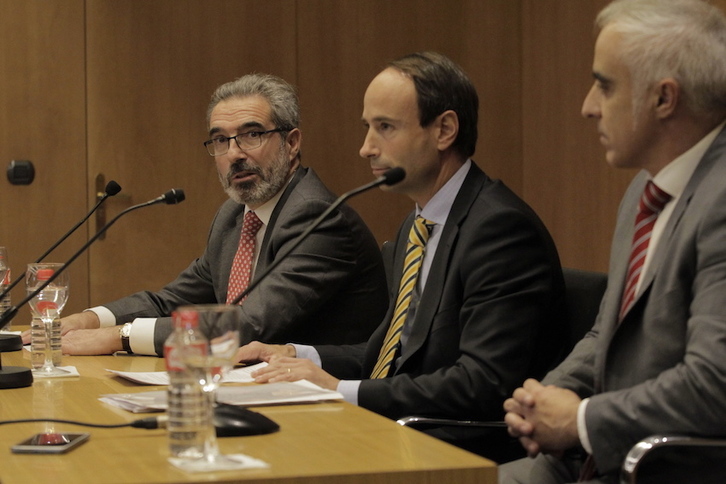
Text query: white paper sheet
106 362 269 385
99 380 343 413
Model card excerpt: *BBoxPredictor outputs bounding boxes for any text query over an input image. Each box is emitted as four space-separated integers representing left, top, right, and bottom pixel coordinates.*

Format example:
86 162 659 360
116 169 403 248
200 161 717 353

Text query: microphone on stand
230 168 405 305
0 180 123 304
0 188 185 329
0 187 184 389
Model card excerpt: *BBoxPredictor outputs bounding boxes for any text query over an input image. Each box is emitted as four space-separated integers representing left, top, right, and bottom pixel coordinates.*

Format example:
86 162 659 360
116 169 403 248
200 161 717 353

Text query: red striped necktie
619 181 672 321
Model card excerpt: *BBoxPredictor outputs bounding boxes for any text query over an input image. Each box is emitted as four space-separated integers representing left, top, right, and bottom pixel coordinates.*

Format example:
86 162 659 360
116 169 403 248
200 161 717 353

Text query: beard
220 143 291 207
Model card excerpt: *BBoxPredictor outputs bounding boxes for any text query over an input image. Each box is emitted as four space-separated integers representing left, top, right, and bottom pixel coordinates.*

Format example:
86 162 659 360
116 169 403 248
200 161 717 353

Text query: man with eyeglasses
50 73 388 356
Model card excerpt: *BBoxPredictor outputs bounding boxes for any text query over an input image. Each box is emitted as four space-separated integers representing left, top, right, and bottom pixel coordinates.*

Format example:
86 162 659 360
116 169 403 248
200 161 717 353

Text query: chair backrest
562 267 608 353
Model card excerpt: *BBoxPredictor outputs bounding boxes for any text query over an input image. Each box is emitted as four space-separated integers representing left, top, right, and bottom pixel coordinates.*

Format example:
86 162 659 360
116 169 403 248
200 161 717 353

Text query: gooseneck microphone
0 188 185 328
0 180 123 305
229 167 405 305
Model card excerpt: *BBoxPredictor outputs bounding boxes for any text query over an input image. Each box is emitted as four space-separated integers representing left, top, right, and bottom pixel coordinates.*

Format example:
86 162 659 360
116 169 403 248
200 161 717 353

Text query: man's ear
436 110 459 151
654 79 679 119
285 128 302 160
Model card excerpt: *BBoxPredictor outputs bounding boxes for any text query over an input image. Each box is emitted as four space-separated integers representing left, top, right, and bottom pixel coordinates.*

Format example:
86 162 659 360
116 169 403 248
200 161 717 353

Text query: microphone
230 168 405 305
0 180 123 305
0 189 185 328
154 188 186 205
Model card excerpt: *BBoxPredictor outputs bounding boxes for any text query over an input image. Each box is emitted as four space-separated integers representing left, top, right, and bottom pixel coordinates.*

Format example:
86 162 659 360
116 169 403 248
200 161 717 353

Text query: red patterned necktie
619 181 672 321
370 216 435 379
226 211 263 304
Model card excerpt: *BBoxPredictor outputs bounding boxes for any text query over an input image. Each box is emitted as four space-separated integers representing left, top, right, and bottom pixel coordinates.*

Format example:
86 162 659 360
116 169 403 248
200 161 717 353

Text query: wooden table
0 347 497 484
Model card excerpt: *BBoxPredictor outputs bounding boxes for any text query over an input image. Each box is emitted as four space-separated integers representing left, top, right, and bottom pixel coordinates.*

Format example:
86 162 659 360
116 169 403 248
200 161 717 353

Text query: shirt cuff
128 318 157 356
337 380 361 406
290 344 322 367
577 398 593 454
88 306 116 327
290 344 359 405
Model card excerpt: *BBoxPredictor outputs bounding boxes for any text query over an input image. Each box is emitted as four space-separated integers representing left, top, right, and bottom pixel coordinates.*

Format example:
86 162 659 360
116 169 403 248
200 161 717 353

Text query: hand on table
62 326 122 355
236 341 340 391
251 356 340 391
21 310 100 344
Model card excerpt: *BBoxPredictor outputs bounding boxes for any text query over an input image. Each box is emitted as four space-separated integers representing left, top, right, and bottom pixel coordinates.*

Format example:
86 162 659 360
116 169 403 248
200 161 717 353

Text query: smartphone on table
11 432 90 454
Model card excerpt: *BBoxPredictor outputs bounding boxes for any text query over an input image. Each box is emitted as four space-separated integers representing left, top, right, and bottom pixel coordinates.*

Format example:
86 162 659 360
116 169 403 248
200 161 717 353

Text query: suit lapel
256 166 307 272
625 126 726 319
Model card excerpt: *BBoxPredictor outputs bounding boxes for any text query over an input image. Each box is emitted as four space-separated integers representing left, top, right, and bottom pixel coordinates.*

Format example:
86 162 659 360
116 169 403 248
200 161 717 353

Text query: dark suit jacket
317 162 566 421
104 167 388 355
544 126 726 475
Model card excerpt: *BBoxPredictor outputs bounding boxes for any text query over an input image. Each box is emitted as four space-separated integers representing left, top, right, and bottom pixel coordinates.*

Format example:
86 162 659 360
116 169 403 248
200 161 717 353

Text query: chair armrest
396 416 507 428
621 434 726 484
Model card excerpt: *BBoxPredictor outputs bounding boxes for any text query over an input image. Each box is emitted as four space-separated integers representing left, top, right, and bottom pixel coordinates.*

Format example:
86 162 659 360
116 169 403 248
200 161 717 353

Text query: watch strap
120 323 133 354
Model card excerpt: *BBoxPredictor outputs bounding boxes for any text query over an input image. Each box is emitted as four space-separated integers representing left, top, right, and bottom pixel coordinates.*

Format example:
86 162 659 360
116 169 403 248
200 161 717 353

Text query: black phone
11 432 90 454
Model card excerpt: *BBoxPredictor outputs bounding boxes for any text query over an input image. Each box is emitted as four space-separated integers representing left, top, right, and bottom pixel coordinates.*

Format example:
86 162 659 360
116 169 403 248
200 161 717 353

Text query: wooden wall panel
86 0 297 303
522 0 633 272
522 0 726 272
296 0 522 244
7 0 724 315
0 0 87 323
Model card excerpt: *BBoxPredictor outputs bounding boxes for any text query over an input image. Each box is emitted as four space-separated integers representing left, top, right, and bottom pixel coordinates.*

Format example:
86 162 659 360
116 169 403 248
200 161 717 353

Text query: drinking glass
26 263 69 376
174 304 241 471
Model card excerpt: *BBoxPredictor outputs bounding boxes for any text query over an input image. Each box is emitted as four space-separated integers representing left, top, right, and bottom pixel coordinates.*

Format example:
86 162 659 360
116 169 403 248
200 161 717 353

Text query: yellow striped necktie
370 216 435 379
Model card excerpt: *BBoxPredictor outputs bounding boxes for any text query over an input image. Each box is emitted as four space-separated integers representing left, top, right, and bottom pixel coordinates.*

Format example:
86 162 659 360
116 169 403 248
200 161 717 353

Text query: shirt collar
417 159 472 226
652 121 725 199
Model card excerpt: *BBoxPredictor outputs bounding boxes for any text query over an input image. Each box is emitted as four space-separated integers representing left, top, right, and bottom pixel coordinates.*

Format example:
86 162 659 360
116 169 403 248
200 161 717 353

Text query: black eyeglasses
203 128 288 156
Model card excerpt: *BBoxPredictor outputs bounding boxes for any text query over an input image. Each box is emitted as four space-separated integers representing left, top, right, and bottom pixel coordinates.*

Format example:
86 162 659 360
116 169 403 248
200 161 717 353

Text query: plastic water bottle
30 270 62 368
164 310 208 459
0 269 12 331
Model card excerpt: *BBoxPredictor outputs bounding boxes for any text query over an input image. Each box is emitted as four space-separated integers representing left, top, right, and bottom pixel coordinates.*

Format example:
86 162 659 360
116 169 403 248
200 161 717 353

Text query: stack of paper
100 380 344 413
105 362 268 385
101 361 343 412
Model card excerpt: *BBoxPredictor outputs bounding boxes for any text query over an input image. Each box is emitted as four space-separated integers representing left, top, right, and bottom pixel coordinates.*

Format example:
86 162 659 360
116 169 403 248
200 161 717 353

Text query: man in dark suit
501 1 726 482
236 52 565 436
51 73 388 356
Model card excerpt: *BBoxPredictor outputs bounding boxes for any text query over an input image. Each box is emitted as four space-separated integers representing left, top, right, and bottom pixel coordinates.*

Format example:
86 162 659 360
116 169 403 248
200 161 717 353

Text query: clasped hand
503 378 582 457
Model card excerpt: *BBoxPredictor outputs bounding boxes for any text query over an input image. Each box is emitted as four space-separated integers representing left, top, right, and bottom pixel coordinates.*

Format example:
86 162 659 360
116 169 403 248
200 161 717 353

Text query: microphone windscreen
105 180 122 196
163 188 185 204
382 167 406 186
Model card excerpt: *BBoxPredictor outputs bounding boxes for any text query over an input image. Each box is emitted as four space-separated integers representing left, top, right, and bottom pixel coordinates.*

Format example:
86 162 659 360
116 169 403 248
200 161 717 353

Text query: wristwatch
119 323 133 354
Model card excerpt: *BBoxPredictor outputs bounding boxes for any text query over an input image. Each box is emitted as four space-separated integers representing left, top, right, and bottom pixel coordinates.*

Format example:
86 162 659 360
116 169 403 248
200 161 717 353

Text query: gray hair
207 73 300 130
597 0 726 119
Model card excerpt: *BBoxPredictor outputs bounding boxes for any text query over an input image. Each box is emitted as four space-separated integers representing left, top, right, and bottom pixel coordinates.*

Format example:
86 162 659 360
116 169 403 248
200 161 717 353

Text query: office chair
397 267 608 463
620 435 726 484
